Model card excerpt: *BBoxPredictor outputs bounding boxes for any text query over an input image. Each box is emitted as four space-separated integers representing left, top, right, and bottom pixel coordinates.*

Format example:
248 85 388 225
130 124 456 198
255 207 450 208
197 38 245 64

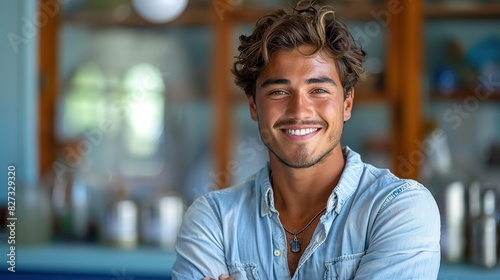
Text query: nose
285 92 313 120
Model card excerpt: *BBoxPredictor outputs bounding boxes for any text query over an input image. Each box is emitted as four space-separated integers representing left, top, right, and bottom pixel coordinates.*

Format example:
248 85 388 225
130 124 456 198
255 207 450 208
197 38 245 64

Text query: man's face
248 45 353 169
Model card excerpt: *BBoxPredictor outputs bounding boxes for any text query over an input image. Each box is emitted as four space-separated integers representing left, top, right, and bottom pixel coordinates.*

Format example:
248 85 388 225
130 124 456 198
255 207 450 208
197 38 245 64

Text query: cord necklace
282 207 327 253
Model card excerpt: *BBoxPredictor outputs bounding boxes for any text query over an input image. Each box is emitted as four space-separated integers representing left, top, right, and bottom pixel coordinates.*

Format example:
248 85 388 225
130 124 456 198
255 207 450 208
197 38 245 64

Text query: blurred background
0 0 499 279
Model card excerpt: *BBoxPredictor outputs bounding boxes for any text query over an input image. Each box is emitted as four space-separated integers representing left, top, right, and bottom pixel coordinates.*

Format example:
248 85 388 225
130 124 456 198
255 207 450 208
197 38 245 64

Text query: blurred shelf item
423 3 500 270
425 4 500 19
424 2 500 125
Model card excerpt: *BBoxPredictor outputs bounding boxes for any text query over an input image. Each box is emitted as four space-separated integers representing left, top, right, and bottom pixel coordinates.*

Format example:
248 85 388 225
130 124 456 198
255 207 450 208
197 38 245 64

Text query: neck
270 145 346 217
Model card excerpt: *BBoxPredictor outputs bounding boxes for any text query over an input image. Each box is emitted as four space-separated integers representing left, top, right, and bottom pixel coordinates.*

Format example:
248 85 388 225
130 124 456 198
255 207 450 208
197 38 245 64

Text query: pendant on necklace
290 235 301 253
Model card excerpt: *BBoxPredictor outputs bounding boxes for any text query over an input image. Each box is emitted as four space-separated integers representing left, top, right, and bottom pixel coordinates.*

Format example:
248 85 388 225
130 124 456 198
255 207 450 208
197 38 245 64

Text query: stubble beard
260 127 341 169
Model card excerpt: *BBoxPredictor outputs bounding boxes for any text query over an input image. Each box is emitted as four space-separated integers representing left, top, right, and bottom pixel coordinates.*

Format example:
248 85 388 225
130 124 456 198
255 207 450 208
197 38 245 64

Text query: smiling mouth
283 128 320 136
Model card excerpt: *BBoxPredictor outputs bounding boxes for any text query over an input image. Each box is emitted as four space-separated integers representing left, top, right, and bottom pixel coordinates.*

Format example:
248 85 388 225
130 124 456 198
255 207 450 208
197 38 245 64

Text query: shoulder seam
378 181 414 214
364 163 399 183
201 193 225 236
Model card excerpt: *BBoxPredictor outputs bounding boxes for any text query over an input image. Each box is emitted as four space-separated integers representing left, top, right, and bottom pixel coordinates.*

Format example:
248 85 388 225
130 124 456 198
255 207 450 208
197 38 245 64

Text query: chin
272 147 335 169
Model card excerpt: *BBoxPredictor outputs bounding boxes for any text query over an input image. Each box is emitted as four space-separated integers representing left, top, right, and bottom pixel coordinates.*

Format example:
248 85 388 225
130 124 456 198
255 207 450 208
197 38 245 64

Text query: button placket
270 211 288 279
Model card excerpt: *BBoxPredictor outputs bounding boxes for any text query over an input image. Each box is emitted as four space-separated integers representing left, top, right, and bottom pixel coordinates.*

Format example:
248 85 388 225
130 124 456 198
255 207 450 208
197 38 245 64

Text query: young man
172 1 441 279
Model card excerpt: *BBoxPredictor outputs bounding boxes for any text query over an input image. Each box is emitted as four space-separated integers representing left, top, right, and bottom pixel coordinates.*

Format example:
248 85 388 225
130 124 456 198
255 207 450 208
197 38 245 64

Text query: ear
343 88 354 122
248 94 258 121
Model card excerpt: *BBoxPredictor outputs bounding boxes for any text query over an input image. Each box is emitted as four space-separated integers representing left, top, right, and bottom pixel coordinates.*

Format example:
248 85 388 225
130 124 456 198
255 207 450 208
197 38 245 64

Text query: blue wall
0 0 39 205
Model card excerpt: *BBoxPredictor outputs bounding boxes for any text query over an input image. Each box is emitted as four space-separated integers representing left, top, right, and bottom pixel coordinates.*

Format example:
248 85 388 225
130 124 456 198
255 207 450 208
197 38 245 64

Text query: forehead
258 46 340 82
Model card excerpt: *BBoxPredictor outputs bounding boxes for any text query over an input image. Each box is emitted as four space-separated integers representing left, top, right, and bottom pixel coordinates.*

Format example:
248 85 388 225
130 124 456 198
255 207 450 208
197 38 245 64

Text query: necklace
282 207 327 253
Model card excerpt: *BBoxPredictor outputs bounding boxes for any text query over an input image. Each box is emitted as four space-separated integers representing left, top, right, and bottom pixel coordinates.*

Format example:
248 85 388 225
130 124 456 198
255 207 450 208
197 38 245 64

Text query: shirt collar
327 146 363 214
259 162 274 217
258 146 364 216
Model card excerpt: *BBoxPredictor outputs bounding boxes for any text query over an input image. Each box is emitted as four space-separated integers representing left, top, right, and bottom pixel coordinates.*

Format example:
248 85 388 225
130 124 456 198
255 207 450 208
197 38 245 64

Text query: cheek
317 101 341 119
257 102 280 122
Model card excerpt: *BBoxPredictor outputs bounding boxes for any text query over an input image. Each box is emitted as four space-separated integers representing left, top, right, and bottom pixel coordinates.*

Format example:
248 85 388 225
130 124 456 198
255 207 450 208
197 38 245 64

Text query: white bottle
442 181 466 262
102 186 138 249
471 189 497 268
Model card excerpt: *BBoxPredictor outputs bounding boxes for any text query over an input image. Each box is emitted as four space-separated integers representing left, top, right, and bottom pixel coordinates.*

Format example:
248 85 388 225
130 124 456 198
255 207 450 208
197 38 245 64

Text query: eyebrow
260 77 337 88
305 77 337 86
260 78 290 88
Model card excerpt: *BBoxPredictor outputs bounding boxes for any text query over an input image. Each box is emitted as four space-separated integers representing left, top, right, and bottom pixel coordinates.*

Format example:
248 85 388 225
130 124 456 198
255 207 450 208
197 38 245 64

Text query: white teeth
286 128 318 136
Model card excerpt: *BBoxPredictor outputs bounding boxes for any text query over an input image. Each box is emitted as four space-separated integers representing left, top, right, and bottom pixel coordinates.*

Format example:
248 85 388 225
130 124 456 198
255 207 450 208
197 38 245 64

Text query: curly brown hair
231 0 366 100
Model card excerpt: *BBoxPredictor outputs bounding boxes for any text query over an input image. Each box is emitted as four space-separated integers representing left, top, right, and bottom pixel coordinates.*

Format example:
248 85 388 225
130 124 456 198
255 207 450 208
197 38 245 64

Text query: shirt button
274 249 281 257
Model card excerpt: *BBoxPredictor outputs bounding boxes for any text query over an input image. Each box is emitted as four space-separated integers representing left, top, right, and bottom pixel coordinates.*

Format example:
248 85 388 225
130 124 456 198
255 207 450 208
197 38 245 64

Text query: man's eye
270 90 287 96
312 88 328 94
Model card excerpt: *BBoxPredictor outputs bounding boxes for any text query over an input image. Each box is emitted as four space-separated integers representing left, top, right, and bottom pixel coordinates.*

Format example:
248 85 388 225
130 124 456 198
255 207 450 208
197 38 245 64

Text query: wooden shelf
226 4 389 23
355 91 390 103
62 8 211 27
331 4 392 21
432 89 500 101
425 4 500 19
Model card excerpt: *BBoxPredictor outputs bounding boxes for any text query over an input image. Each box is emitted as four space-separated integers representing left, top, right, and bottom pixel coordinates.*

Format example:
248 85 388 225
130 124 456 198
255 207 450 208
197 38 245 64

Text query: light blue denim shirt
172 147 441 279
